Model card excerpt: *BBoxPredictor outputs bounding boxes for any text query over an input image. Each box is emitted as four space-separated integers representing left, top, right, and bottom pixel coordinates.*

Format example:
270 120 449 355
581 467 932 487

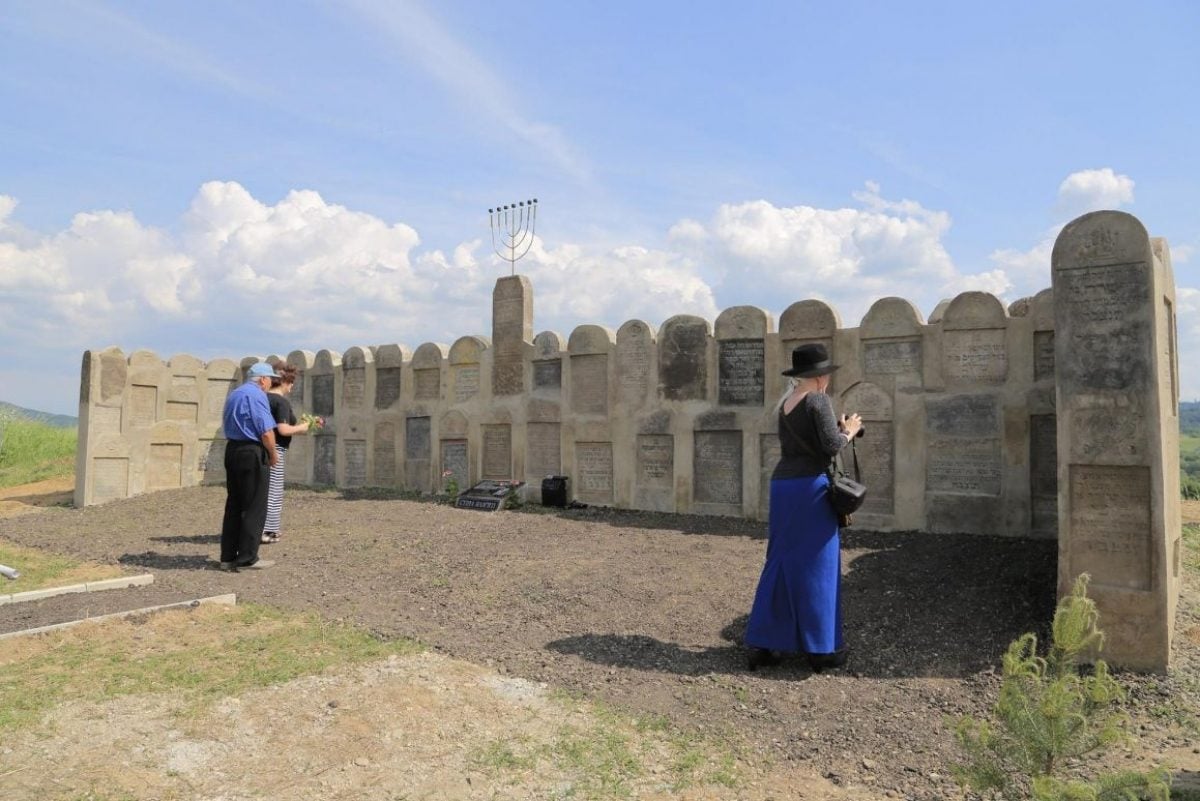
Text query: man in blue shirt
219 362 280 571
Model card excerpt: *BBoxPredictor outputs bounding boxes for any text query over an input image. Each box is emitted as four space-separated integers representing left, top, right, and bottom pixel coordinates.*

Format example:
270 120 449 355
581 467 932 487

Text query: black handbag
828 439 867 524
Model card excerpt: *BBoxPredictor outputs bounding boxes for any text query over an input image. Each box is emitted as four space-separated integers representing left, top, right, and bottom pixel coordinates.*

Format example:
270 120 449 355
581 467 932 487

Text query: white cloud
1056 168 1135 218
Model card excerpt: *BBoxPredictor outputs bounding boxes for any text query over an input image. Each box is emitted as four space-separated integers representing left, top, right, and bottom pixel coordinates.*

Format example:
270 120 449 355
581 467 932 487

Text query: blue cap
247 362 280 380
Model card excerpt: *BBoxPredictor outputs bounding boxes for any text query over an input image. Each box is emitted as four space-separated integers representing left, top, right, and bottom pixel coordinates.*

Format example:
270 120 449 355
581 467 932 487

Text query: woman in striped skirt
262 363 310 544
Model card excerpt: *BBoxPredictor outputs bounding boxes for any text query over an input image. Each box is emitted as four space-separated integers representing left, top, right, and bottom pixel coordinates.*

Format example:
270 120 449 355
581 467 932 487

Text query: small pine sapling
951 574 1170 801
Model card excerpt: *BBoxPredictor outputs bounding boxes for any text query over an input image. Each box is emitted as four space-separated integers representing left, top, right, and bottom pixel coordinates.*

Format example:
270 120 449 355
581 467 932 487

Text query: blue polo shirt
222 381 277 442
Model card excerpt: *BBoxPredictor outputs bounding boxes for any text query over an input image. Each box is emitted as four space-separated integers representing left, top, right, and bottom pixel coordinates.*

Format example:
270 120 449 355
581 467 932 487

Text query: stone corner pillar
491 275 533 397
1051 210 1181 672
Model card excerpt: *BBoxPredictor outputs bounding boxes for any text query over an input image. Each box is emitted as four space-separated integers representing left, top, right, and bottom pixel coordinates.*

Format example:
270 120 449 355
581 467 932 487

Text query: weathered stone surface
659 316 709 401
533 360 562 391
374 423 397 485
863 340 922 375
481 424 512 480
491 276 532 396
693 430 742 507
130 385 157 427
312 375 335 417
375 368 402 409
314 436 336 485
576 442 613 504
1029 414 1057 535
344 439 367 487
147 444 182 491
404 417 432 491
571 354 609 415
441 439 469 489
526 422 562 478
92 457 129 502
616 320 654 409
718 340 765 406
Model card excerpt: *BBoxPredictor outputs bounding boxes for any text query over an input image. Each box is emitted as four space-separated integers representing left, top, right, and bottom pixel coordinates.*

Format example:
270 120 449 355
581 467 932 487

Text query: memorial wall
74 277 1062 538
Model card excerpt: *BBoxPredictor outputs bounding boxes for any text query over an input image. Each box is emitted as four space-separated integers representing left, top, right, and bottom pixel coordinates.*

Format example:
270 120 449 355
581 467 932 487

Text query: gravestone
1052 210 1181 671
636 433 674 512
693 429 742 511
441 439 469 492
841 381 895 517
451 336 487 404
342 347 369 410
374 344 408 410
314 436 336 485
374 422 397 485
659 315 709 401
413 343 446 402
532 331 565 396
312 375 335 417
147 443 182 491
942 292 1008 384
492 276 532 396
576 442 614 505
344 439 367 487
482 424 512 480
758 433 781 521
925 393 1002 533
526 422 562 480
404 416 432 491
1029 414 1057 536
715 306 770 407
860 298 924 378
616 320 654 409
569 326 613 416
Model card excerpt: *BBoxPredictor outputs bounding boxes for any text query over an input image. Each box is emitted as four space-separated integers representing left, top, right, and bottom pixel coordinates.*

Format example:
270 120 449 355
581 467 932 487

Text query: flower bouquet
301 413 326 431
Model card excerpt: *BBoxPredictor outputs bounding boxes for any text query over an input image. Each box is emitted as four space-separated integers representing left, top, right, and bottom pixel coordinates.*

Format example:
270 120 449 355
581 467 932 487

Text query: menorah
488 198 538 276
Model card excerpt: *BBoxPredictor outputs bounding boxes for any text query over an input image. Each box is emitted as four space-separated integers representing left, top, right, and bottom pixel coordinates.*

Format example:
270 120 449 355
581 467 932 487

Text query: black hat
782 343 839 378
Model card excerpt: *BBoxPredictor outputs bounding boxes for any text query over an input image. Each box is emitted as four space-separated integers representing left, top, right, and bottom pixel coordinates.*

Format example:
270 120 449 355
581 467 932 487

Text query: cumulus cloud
1056 168 1135 218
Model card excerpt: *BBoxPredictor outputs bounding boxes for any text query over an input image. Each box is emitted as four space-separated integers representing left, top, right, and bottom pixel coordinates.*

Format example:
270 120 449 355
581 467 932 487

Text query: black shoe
808 650 847 673
746 647 781 671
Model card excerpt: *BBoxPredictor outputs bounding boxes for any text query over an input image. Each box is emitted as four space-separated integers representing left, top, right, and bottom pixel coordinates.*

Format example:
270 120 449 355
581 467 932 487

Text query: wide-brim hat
782 343 839 378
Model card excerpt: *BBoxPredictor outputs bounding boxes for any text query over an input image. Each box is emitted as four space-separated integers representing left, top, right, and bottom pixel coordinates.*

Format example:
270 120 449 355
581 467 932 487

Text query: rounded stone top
533 331 566 359
1031 288 1054 331
616 319 657 342
568 324 616 354
779 299 840 339
167 354 205 372
439 408 469 437
659 314 712 335
449 335 489 364
285 350 317 369
313 349 341 370
128 349 162 369
1052 210 1149 268
859 297 924 339
714 305 773 339
341 346 373 369
927 299 951 324
941 291 1007 330
204 358 240 379
412 342 449 368
373 344 411 368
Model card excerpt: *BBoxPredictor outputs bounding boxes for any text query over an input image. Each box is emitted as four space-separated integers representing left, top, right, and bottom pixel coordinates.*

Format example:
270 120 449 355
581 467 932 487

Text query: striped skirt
264 445 288 534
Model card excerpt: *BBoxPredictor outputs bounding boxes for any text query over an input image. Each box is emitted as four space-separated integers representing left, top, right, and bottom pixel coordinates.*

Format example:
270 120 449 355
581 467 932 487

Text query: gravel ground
1 484 1196 799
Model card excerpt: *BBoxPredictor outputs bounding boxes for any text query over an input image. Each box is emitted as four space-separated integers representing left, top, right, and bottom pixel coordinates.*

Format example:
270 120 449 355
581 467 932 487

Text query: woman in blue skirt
745 343 862 672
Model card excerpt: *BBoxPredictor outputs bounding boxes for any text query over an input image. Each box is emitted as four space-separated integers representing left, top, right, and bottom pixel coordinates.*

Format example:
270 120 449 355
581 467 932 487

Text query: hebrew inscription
857 423 895 514
441 440 469 488
344 440 367 487
944 329 1007 383
375 367 401 409
1034 331 1055 382
414 368 440 401
927 437 1001 495
207 379 233 420
637 434 673 489
863 340 921 374
166 401 198 423
571 354 609 415
454 365 480 403
1059 262 1150 390
343 368 366 409
694 430 742 506
718 339 765 406
1069 464 1151 590
533 360 562 391
404 417 432 491
576 442 614 504
312 375 335 417
93 405 122 436
482 424 512 480
527 422 562 478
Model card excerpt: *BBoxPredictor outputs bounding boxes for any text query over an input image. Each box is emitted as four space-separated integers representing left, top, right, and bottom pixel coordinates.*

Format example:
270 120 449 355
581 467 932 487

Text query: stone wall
74 283 1061 538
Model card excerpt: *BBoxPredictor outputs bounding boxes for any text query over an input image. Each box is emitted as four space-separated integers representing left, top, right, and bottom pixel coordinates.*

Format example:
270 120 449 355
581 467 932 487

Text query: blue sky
1 0 1197 416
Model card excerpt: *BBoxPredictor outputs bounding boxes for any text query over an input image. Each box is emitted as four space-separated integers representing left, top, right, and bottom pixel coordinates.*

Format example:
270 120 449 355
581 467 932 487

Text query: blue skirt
744 475 843 655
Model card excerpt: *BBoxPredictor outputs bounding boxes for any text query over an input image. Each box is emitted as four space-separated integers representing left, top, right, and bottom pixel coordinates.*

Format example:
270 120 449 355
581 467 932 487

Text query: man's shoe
217 561 238 572
746 647 780 671
238 559 275 570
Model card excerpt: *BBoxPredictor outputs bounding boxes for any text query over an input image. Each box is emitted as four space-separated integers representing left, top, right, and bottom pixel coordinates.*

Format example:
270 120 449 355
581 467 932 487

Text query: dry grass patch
0 538 125 592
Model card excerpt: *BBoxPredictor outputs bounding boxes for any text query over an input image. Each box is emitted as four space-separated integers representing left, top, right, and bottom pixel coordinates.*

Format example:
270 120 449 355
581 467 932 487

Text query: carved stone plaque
130 384 157 427
856 423 895 515
617 322 652 407
405 416 432 491
571 354 609 415
92 457 129 502
170 374 199 402
314 436 336 485
576 442 614 504
343 368 366 409
944 329 1007 383
1029 414 1057 533
863 340 922 375
926 395 999 438
312 375 335 417
482 424 512 480
637 434 673 489
1069 465 1151 590
375 367 401 409
1059 262 1150 390
659 320 707 401
441 440 469 488
491 277 530 396
414 368 440 401
926 437 1001 495
1033 331 1055 382
344 439 367 487
166 401 198 423
693 430 742 506
533 360 562 391
93 405 122 436
526 422 561 478
207 378 233 420
147 443 182 491
453 365 480 403
374 423 396 485
288 372 304 407
718 339 765 406
758 433 781 520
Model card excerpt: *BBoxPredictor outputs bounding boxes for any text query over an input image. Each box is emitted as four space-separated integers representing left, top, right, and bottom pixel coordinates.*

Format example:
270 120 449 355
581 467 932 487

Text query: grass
0 539 125 592
0 415 76 489
0 603 422 734
467 695 743 800
1184 523 1200 574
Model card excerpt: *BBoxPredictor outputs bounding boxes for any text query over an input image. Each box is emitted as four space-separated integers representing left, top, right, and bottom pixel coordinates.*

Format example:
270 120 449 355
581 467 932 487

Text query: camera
854 426 866 438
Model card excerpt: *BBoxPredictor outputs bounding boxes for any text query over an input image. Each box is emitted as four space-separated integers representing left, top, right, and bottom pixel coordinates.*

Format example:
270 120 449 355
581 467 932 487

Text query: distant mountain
0 401 77 429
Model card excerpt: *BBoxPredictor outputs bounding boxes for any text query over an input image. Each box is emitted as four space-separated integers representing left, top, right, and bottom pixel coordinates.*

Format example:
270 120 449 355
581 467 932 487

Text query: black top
772 391 849 479
268 392 297 449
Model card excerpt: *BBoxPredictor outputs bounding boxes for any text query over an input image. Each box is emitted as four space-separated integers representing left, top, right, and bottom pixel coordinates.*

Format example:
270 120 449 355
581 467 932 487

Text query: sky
1 0 1197 416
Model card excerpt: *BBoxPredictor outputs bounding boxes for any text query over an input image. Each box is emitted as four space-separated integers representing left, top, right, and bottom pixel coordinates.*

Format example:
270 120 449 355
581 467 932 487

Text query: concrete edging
0 573 154 606
0 593 238 640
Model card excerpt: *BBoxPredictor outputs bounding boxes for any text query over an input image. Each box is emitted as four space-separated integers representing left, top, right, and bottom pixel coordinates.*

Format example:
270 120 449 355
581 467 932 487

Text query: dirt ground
1 481 1198 800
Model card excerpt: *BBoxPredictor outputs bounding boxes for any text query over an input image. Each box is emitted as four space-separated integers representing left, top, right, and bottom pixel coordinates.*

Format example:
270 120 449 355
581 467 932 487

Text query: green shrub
0 415 77 488
952 574 1170 801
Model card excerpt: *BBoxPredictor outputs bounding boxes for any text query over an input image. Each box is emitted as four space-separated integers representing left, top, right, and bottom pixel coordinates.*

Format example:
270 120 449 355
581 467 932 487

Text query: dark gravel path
1 485 1195 799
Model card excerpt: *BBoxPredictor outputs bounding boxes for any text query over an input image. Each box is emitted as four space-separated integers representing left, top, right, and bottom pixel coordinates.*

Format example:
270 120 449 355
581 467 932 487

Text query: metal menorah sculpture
488 198 538 276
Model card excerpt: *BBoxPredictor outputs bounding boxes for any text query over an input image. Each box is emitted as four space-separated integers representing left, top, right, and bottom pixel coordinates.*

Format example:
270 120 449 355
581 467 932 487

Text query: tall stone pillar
1051 210 1182 672
491 275 533 396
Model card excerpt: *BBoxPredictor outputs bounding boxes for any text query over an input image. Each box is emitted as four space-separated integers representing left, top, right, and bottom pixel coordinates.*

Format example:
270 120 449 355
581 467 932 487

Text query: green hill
0 401 77 429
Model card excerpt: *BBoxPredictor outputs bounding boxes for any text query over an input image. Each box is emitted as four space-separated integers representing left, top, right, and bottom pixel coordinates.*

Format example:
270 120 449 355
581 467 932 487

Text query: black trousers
220 439 269 565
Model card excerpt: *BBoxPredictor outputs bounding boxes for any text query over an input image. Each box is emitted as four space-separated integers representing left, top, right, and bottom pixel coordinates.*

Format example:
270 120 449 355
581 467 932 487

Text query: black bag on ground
827 439 866 524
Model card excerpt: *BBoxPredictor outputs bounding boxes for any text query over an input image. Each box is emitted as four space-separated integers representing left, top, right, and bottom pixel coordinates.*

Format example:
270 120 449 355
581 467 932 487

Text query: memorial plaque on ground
718 339 765 406
454 479 524 512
